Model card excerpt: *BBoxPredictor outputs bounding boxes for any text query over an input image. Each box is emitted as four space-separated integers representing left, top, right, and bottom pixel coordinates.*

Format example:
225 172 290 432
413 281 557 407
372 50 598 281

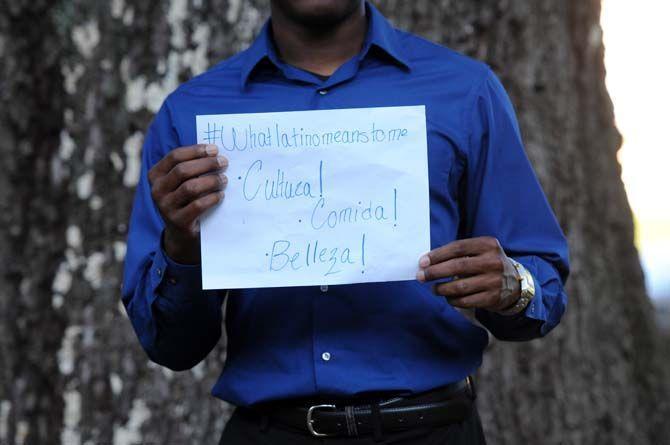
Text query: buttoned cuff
517 258 546 322
149 236 203 306
511 254 567 337
474 254 564 341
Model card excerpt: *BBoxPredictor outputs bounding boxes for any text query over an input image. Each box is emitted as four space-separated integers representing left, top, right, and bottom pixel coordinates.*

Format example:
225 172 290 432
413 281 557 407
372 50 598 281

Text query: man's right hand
148 144 228 264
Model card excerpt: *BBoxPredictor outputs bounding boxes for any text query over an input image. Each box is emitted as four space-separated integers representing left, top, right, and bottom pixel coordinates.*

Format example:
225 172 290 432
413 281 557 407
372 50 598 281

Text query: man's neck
270 3 367 77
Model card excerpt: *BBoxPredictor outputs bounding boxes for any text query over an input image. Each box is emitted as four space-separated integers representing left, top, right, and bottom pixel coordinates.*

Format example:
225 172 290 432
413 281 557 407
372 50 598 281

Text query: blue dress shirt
122 1 569 407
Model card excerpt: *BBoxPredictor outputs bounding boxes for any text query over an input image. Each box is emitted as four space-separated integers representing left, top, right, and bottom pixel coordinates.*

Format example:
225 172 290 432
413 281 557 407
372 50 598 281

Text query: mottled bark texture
0 0 667 444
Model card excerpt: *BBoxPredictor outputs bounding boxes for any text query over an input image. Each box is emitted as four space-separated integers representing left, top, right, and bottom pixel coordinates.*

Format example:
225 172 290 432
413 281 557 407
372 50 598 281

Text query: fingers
418 237 502 268
148 144 229 239
157 171 228 232
446 290 501 310
418 237 514 311
148 144 219 183
433 273 502 299
417 253 503 282
155 155 228 194
169 172 228 207
172 191 225 233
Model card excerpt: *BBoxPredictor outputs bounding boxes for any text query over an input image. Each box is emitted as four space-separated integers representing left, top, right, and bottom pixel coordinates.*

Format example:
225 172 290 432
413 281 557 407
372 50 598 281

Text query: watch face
517 267 535 297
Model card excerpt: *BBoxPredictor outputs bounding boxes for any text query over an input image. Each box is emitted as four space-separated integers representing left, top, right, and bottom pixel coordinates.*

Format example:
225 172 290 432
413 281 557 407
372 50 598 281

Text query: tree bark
0 0 667 444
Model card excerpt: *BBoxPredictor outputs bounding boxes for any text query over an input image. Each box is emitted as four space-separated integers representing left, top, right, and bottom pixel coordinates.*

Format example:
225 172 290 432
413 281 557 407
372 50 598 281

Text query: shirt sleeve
121 99 225 370
461 68 570 341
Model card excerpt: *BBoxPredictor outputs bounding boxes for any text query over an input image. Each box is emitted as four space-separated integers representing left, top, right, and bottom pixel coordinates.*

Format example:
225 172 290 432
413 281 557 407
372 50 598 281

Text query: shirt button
321 352 331 361
168 277 177 285
318 89 328 95
320 285 328 292
156 268 162 276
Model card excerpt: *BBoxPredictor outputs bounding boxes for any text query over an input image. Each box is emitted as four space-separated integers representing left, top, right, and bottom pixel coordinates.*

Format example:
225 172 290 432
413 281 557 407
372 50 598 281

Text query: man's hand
148 144 228 264
416 236 521 313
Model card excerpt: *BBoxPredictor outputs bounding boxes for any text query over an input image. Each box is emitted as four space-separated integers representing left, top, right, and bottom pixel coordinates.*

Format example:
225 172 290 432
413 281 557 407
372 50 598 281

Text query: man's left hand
416 236 521 312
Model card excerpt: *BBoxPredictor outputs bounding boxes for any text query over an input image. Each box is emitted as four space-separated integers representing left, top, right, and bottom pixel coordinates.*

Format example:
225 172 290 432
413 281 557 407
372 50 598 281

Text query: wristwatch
498 258 535 316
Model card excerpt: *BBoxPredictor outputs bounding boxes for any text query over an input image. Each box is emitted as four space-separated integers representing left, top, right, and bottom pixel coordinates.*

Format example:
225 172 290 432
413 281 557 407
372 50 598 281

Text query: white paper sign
196 106 430 289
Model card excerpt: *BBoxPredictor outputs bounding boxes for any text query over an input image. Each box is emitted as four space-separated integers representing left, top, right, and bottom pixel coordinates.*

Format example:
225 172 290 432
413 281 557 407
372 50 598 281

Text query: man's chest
169 74 473 245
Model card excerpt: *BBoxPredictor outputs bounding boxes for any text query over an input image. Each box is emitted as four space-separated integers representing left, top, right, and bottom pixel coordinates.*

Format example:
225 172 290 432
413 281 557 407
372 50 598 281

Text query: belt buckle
306 404 336 437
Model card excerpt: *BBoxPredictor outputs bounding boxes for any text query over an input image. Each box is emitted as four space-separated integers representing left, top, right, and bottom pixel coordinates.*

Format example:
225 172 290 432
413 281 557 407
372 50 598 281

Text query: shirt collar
359 1 410 70
239 1 411 88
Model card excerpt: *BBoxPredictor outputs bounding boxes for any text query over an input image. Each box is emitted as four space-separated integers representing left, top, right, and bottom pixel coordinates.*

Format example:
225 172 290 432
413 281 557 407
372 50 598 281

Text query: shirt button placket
313 84 333 390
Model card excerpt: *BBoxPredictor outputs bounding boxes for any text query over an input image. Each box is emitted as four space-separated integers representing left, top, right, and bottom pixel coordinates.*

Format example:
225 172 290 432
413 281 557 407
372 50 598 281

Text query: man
122 1 570 443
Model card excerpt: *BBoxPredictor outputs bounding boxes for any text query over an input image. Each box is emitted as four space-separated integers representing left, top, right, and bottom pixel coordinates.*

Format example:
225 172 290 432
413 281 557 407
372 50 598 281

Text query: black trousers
219 403 487 445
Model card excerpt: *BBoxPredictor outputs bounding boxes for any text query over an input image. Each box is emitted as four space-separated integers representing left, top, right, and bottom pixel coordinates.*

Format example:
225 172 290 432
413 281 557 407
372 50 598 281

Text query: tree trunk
0 1 666 444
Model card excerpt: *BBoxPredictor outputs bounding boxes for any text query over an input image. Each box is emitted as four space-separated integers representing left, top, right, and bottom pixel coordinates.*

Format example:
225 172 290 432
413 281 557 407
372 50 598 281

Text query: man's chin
272 0 363 29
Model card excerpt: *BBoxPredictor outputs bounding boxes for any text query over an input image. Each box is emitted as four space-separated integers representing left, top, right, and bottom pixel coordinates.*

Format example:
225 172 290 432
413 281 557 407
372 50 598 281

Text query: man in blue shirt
122 0 569 443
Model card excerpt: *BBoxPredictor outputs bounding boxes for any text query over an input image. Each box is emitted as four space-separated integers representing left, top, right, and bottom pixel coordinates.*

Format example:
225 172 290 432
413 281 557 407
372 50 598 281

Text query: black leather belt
247 376 476 438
